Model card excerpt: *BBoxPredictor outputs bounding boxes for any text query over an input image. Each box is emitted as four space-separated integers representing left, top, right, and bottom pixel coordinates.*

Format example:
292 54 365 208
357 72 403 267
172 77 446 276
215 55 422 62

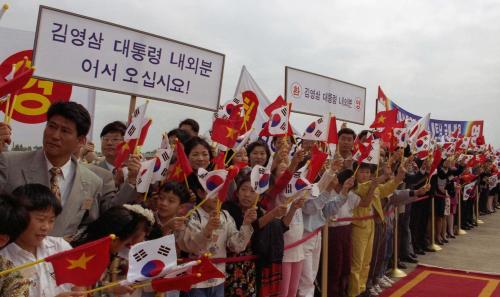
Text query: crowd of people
0 101 498 297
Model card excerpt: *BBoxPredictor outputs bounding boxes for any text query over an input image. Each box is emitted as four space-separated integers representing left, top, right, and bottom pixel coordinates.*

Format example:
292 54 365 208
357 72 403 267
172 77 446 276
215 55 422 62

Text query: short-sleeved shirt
0 236 73 297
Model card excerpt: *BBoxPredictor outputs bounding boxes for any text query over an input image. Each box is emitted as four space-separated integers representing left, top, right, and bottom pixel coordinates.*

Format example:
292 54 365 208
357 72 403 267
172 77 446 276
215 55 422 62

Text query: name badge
81 197 94 210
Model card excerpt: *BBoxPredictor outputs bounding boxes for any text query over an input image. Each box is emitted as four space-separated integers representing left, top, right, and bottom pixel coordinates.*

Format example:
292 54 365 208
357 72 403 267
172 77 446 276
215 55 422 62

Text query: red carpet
380 265 500 297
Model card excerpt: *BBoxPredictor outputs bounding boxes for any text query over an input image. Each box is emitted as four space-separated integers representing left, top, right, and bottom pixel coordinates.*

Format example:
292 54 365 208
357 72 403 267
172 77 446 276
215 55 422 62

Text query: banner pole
390 206 406 277
128 95 137 124
321 224 329 297
457 187 467 235
429 197 442 251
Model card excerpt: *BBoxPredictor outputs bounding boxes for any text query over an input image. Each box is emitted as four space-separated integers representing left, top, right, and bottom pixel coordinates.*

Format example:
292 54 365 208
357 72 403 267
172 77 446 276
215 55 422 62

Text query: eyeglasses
101 137 123 143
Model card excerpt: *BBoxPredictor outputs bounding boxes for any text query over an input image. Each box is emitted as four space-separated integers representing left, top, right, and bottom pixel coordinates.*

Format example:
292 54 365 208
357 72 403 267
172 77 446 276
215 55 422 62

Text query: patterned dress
0 256 30 297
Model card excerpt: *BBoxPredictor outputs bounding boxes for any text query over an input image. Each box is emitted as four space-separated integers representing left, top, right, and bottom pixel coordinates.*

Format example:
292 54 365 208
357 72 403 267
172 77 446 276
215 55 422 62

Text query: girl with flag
177 175 256 297
0 192 30 297
71 204 155 296
222 170 289 297
0 184 86 297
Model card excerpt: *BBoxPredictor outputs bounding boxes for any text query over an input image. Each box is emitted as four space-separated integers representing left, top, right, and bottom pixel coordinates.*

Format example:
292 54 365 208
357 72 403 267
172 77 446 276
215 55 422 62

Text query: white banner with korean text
32 6 224 111
285 66 366 125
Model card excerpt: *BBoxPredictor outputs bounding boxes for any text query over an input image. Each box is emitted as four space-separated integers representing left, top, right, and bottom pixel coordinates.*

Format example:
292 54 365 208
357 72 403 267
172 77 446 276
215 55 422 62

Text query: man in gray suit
0 102 136 238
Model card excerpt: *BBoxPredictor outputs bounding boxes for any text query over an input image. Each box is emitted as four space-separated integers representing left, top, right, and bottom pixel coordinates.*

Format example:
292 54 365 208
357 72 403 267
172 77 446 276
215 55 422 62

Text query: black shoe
462 225 471 230
447 233 456 239
398 262 408 269
472 222 478 226
410 253 418 258
436 239 444 245
401 256 419 263
415 249 426 255
442 238 449 244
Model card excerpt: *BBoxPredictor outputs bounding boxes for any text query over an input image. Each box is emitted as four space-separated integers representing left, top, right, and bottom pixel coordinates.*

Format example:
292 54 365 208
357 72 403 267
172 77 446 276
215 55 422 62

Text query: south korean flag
251 155 273 194
126 234 177 283
302 115 328 142
215 98 242 119
152 148 173 183
463 181 476 201
268 104 290 136
284 163 313 198
125 102 148 141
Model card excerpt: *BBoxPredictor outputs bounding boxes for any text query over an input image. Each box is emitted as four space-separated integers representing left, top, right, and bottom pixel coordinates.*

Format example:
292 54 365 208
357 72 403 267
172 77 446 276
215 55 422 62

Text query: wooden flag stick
0 258 45 277
82 281 121 294
183 197 209 218
6 94 17 125
3 94 10 124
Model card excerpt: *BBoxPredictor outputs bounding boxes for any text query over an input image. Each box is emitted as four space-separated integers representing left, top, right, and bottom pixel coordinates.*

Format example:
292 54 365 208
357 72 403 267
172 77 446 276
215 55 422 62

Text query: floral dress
0 256 30 297
225 249 257 297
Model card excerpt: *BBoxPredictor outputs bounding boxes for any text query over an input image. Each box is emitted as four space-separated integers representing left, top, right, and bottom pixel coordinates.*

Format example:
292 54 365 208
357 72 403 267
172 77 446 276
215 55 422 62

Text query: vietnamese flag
211 118 240 148
151 257 224 292
168 141 193 182
45 236 112 287
306 145 328 182
429 147 442 177
327 116 338 144
370 109 398 129
212 150 226 170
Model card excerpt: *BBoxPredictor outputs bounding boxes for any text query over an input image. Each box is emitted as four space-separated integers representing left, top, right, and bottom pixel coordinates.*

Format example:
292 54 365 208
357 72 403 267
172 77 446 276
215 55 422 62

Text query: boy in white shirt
0 184 85 297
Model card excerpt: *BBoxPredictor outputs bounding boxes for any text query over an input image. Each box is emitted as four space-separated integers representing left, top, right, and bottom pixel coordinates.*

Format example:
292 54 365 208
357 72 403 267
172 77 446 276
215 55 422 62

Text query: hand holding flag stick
0 3 8 21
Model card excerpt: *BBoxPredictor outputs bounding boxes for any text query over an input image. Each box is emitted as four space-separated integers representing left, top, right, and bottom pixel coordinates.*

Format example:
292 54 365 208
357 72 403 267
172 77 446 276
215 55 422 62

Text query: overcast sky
3 0 499 150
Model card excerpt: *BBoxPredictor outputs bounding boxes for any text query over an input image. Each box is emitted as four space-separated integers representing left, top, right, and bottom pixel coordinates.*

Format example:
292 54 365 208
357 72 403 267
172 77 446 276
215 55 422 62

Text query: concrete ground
396 211 500 276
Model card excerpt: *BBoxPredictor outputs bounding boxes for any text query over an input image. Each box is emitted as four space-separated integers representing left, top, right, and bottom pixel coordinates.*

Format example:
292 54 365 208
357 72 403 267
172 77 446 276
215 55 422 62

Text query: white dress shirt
0 236 73 297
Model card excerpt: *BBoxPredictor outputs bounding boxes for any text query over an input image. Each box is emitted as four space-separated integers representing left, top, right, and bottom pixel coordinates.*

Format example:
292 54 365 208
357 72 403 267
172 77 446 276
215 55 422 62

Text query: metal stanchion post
458 188 467 235
429 197 442 251
391 206 407 278
321 224 329 297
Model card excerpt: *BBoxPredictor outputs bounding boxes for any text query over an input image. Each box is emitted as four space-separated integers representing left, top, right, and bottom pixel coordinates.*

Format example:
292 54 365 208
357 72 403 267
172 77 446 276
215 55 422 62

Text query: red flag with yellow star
211 117 241 148
45 235 112 286
370 109 398 129
167 141 193 182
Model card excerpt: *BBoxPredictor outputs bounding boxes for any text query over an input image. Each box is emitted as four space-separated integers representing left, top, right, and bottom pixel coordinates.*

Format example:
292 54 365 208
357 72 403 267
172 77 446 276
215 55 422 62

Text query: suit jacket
97 159 111 171
0 149 102 237
83 163 137 212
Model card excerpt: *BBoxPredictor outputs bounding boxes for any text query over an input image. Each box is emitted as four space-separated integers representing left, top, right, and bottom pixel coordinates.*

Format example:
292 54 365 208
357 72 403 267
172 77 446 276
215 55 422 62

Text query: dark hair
72 205 152 247
47 101 91 137
337 169 354 185
338 128 356 139
12 184 62 216
160 181 190 204
357 162 375 174
357 130 370 141
167 128 192 145
179 118 200 133
246 140 271 165
184 137 213 160
234 168 252 192
0 194 30 244
100 121 127 138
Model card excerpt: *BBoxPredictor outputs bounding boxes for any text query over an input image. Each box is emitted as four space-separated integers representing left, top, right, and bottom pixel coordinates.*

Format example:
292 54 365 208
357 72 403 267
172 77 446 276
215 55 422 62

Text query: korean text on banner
32 6 225 111
285 66 366 125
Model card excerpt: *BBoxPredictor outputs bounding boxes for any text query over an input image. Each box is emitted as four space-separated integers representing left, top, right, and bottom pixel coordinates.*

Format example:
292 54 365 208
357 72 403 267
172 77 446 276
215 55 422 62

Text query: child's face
356 168 371 183
17 209 56 248
237 181 258 209
157 191 181 218
201 197 218 213
233 148 249 164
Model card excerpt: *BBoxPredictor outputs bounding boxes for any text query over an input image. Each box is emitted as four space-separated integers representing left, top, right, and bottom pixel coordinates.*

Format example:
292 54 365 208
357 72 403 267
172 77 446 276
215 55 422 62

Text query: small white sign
285 66 366 125
33 6 225 111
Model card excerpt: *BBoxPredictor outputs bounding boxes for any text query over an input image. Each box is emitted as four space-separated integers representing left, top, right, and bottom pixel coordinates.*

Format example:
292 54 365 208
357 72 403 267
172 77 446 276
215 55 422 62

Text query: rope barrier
186 194 431 264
